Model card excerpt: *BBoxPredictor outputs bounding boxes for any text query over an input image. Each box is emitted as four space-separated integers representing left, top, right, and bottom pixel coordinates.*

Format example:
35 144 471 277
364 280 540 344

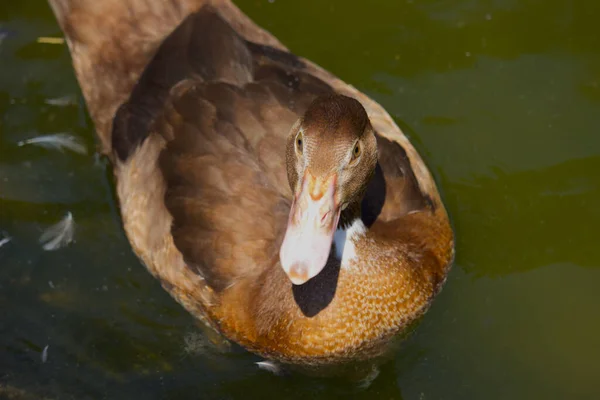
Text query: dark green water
1 0 599 399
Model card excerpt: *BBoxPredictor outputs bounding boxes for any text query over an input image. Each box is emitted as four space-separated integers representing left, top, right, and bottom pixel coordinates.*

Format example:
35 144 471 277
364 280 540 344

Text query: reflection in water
1 0 599 399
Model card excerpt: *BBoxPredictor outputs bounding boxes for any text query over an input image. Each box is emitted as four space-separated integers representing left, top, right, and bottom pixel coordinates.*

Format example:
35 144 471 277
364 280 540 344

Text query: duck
48 0 454 380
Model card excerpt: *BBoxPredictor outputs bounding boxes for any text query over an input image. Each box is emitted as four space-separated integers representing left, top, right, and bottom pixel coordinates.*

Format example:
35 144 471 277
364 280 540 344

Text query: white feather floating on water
0 235 11 248
18 133 87 155
255 360 283 376
39 212 75 251
44 94 77 107
41 345 49 363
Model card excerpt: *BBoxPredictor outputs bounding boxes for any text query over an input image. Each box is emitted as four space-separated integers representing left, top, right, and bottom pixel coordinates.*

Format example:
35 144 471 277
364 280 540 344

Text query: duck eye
296 133 303 154
350 142 361 162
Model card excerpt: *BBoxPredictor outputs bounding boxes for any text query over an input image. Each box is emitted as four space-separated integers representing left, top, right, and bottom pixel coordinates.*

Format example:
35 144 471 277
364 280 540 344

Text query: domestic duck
48 0 454 379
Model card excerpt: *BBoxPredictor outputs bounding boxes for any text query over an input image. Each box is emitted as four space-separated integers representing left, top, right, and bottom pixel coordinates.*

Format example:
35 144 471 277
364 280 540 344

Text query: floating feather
0 235 11 248
39 212 75 251
357 364 380 389
37 37 64 45
18 133 87 155
45 94 77 107
41 345 49 363
255 360 283 376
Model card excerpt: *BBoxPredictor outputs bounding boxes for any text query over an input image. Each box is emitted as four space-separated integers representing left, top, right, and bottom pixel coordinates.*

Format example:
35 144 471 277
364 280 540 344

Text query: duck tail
48 0 208 155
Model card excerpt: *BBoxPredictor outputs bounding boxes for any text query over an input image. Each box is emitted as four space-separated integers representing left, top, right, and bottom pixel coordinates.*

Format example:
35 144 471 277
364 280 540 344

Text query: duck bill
279 172 340 285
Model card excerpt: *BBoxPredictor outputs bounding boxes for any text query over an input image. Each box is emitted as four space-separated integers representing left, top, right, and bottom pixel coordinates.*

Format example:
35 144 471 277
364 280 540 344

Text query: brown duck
48 0 454 379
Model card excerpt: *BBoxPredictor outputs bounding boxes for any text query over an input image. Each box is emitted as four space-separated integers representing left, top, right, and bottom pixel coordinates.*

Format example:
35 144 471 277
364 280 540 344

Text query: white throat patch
333 218 366 267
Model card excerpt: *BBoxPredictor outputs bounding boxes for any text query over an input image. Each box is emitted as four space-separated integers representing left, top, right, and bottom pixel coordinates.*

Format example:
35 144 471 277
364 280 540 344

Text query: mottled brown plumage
48 0 454 379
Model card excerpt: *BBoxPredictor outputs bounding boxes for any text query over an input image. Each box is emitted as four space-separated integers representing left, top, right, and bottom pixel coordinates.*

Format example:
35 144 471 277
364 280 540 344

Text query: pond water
1 0 599 399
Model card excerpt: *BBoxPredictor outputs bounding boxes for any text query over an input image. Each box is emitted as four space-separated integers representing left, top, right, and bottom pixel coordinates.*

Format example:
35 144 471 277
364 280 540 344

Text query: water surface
1 0 599 399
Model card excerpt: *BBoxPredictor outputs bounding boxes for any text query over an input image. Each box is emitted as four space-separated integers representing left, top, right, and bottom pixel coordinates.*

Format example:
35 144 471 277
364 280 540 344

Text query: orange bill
279 171 340 285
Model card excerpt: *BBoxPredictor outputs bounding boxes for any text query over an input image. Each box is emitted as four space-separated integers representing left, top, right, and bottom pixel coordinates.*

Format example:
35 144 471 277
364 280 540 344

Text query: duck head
279 94 378 285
